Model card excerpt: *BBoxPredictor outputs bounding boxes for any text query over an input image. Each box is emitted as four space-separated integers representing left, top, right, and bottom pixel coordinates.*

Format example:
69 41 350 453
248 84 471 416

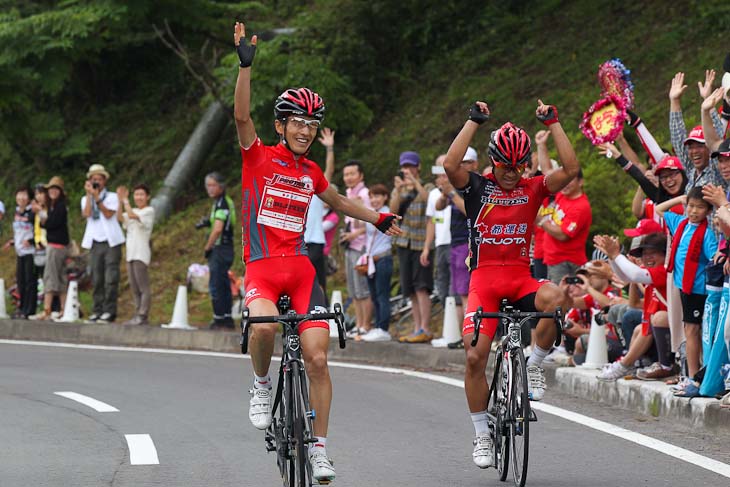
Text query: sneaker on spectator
346 327 366 338
362 328 391 342
472 434 494 468
597 361 634 381
637 362 678 381
97 312 114 323
400 329 433 343
670 376 692 392
526 364 546 401
543 345 570 365
86 313 101 323
448 339 465 349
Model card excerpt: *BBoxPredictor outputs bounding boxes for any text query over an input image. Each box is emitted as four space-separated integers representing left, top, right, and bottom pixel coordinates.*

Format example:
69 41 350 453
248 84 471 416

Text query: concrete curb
555 367 730 433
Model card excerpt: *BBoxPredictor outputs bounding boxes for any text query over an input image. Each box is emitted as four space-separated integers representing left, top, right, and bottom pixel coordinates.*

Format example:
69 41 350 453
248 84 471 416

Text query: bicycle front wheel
509 347 530 487
489 347 509 482
290 361 312 487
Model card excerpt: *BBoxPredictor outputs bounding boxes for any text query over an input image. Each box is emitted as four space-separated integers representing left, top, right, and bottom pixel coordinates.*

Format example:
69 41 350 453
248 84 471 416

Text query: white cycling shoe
526 364 546 401
248 387 273 430
472 434 495 468
310 448 336 483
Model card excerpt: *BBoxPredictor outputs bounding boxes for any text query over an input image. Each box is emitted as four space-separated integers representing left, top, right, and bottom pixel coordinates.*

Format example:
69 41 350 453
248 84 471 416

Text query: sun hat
44 176 65 191
86 164 110 179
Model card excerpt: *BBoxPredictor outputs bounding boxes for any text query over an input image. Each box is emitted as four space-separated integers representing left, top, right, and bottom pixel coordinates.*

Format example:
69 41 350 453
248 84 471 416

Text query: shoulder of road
1 318 727 433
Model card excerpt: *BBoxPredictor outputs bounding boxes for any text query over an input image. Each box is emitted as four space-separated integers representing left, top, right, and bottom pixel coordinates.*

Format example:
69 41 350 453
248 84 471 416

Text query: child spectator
361 184 394 342
3 187 36 318
117 184 155 326
37 177 69 320
656 187 718 379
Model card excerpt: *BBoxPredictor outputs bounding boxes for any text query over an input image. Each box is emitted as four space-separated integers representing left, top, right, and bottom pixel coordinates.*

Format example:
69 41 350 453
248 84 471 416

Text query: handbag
354 253 369 276
33 247 47 267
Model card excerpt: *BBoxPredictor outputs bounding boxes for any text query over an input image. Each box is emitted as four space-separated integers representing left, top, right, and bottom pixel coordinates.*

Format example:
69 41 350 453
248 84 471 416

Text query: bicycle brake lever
471 306 483 347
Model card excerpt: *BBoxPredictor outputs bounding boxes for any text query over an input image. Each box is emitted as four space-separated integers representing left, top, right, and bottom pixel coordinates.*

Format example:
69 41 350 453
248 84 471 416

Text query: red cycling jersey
461 172 552 269
241 138 329 265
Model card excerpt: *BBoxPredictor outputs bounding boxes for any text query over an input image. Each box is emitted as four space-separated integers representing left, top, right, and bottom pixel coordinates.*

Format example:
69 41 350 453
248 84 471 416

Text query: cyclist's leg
532 281 570 358
243 260 282 377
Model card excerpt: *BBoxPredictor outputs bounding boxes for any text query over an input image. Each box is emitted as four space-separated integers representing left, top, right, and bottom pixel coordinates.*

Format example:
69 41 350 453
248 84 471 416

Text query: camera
397 170 405 180
565 276 583 285
195 216 211 230
92 182 100 190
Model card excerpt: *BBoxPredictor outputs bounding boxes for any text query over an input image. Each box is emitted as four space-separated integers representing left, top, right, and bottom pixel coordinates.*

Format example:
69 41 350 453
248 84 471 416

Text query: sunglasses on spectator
657 170 681 180
286 117 321 130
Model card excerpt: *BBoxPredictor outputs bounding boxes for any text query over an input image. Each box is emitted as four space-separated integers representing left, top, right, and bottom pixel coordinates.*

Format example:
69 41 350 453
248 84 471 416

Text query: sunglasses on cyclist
491 158 527 174
286 116 321 131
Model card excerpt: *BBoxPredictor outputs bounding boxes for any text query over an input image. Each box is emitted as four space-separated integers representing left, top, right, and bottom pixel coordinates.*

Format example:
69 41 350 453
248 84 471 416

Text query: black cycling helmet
488 122 532 167
274 87 326 121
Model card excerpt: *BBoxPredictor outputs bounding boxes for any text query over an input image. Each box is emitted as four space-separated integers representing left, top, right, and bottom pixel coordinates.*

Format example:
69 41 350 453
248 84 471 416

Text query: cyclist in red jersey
233 22 401 483
443 100 580 469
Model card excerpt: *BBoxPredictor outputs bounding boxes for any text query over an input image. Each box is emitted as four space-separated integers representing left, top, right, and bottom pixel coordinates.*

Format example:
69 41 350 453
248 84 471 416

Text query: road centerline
125 434 160 465
54 391 119 413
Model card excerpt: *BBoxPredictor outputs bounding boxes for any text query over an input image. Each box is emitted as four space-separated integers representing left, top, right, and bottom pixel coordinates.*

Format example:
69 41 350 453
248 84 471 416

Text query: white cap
723 72 730 94
463 146 478 162
431 166 446 175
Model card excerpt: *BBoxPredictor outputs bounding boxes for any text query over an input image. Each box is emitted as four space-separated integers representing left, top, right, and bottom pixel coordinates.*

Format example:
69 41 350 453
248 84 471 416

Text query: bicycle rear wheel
509 347 530 487
488 346 509 481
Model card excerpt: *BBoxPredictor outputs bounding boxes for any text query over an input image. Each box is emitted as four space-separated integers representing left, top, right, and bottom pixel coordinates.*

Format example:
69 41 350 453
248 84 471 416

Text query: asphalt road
1 342 728 487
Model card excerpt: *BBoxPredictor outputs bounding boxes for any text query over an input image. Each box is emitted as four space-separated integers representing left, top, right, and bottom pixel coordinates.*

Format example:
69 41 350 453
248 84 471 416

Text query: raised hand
116 185 129 202
702 86 725 111
597 142 621 159
534 130 550 146
593 234 620 259
702 183 729 208
698 69 716 99
669 72 687 100
468 101 490 125
234 21 257 68
536 99 559 126
317 127 335 148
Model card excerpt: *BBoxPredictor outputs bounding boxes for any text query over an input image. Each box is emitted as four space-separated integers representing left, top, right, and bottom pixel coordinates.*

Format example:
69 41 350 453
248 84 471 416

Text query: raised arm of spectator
668 72 690 167
631 186 646 219
536 100 580 193
594 234 653 285
598 141 660 202
444 101 490 189
701 87 726 153
623 112 664 166
655 194 687 217
318 128 336 182
319 185 402 236
534 130 554 174
233 21 258 150
697 69 728 138
115 186 128 224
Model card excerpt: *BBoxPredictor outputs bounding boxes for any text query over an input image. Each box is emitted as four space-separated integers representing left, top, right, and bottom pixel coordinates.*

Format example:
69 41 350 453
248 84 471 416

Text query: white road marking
4 339 730 478
125 434 159 465
54 391 119 412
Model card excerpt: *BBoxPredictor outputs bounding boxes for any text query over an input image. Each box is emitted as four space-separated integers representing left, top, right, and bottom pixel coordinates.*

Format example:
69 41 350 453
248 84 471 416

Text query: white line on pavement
4 339 729 478
125 434 159 465
54 391 119 412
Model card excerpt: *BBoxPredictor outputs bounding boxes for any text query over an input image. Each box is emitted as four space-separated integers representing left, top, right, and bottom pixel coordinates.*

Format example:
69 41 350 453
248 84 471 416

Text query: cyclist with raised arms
442 100 579 468
233 22 401 483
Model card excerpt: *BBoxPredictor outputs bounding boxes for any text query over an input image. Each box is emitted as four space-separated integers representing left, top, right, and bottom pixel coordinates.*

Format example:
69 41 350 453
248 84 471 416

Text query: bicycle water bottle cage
277 295 291 314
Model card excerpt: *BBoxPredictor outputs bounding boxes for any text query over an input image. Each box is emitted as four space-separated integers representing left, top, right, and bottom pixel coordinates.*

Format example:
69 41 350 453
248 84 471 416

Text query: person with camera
392 150 436 343
81 164 125 323
443 99 578 468
198 172 235 330
233 22 401 483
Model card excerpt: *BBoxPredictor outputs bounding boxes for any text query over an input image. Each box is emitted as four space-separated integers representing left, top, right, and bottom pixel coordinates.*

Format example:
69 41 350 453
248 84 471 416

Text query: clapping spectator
392 151 435 343
81 164 125 323
3 187 36 318
117 184 155 326
36 177 69 320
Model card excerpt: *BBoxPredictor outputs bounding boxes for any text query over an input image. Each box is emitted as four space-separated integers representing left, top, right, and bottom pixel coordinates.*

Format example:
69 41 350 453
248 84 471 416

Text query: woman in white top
117 184 155 325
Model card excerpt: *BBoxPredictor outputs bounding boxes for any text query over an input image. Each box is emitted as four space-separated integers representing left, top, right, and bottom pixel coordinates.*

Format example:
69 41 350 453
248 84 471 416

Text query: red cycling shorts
463 265 549 339
244 255 329 333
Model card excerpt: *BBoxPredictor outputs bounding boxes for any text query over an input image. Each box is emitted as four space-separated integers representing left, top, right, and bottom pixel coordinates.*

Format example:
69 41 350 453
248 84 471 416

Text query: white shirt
81 192 125 249
122 206 155 264
304 195 326 245
425 188 451 247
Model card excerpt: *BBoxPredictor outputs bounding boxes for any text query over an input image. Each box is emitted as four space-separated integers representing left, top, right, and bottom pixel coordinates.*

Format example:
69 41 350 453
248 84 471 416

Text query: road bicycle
471 300 564 487
241 295 346 487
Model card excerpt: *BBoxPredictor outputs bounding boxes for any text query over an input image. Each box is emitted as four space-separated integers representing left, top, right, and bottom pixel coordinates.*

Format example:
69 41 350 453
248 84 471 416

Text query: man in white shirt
81 164 125 323
423 154 453 307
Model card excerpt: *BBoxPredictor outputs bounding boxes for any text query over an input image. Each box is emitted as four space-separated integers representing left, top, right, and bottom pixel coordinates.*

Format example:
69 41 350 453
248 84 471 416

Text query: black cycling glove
468 103 490 125
375 213 398 234
536 105 559 126
236 38 257 68
626 110 642 128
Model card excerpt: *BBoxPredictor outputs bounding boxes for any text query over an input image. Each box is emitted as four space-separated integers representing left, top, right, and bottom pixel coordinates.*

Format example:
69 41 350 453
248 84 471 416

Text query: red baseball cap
624 219 663 237
654 155 685 174
683 125 705 145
